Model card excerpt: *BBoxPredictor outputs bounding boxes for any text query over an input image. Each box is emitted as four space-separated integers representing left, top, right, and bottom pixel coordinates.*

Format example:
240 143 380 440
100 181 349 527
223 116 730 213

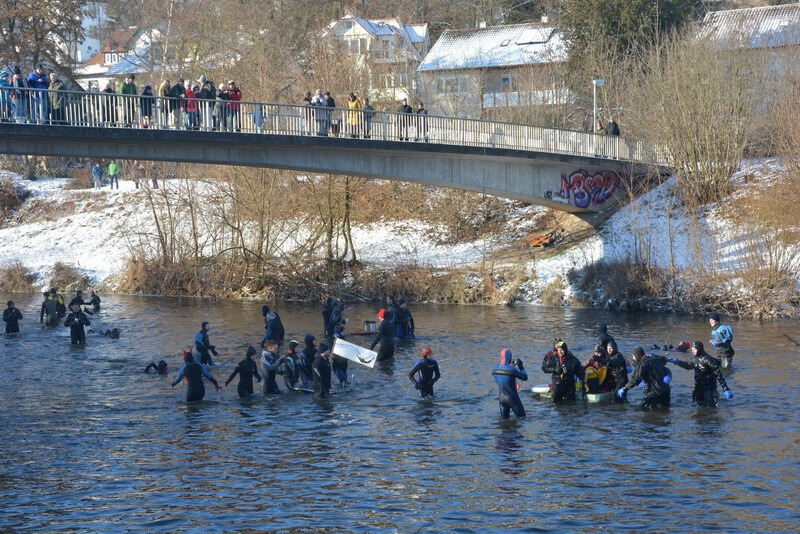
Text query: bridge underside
0 125 663 213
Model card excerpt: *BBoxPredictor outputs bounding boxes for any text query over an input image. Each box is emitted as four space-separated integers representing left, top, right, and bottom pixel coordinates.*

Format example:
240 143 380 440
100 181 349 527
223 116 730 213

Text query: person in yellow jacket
346 92 362 138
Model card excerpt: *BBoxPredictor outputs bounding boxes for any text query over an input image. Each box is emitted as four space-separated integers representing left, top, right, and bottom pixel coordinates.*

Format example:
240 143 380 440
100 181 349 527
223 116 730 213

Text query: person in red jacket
184 84 199 129
226 80 242 132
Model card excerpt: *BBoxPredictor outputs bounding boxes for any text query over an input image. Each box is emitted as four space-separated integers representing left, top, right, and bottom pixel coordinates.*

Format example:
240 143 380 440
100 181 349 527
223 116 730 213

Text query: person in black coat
668 341 733 407
225 346 262 397
618 347 672 410
396 98 413 140
541 341 584 402
369 309 395 361
313 343 332 399
3 301 23 334
64 304 91 344
604 340 628 400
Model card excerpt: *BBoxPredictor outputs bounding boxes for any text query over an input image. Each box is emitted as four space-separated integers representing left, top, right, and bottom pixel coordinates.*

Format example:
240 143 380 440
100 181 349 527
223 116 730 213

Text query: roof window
500 39 511 46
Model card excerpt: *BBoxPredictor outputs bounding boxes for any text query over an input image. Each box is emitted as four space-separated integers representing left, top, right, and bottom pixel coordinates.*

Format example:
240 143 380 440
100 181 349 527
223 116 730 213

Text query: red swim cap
378 308 387 320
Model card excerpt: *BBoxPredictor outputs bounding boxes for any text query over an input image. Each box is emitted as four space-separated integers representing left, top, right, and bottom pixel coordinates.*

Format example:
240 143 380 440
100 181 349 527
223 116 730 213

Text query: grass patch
49 262 92 292
540 276 567 307
0 262 37 292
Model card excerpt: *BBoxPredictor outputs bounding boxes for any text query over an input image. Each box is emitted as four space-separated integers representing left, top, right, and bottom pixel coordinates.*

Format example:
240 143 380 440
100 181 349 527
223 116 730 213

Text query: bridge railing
0 86 669 165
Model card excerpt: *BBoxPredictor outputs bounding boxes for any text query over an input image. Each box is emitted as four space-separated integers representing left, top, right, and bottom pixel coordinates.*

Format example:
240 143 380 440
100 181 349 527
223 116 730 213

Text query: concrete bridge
0 87 669 213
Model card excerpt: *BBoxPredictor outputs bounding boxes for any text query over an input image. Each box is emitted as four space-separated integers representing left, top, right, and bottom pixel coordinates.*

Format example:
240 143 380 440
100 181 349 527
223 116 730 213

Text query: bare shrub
0 178 22 217
0 262 37 292
540 276 566 307
49 262 92 292
568 259 671 304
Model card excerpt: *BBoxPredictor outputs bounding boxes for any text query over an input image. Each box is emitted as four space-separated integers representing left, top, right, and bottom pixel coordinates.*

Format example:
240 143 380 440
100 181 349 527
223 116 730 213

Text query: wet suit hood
499 348 513 366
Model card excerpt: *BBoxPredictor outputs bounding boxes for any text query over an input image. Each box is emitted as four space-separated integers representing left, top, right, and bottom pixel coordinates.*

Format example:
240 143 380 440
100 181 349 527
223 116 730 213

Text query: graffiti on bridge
546 169 621 209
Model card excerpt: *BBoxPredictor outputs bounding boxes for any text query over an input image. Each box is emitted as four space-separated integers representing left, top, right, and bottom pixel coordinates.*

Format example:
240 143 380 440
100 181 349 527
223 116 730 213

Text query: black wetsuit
64 311 90 344
40 298 59 326
623 356 671 410
55 295 66 317
598 333 615 351
89 294 101 312
68 296 86 309
327 305 343 340
312 355 332 399
300 341 317 387
226 358 261 397
605 350 629 399
542 352 585 402
370 320 395 361
322 301 333 338
492 361 528 418
194 330 217 366
673 352 730 407
332 354 348 385
3 307 22 334
282 352 301 390
260 350 283 394
409 358 440 398
172 361 219 402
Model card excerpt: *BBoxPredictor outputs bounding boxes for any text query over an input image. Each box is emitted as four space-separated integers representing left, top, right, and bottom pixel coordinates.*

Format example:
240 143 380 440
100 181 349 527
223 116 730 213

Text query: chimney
541 14 549 24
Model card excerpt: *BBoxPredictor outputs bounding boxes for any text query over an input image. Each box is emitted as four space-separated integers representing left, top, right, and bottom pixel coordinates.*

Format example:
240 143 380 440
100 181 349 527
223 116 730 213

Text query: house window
383 73 394 88
104 53 111 64
88 80 99 92
500 75 515 92
111 53 118 63
435 76 465 95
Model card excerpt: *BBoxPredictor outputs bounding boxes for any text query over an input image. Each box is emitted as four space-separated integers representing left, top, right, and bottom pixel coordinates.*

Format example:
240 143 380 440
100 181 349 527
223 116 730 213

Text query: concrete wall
0 125 655 213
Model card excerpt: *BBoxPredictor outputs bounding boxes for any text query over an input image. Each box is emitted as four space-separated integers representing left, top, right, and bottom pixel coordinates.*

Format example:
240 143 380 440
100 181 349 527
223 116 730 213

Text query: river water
0 293 798 532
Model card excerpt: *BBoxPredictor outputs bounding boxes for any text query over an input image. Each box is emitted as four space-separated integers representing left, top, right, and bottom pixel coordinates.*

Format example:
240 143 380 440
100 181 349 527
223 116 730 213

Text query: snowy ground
2 159 796 304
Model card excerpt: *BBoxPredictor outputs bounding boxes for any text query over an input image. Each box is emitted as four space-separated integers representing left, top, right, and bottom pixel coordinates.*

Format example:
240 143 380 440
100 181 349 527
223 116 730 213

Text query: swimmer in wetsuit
331 327 349 386
172 350 220 402
708 312 735 369
144 360 168 375
3 301 23 334
194 321 219 366
618 347 672 410
225 346 262 397
282 340 302 390
299 334 317 387
541 341 584 402
64 304 91 345
312 343 332 399
409 346 440 398
492 348 528 419
260 339 283 395
668 341 733 407
369 308 395 361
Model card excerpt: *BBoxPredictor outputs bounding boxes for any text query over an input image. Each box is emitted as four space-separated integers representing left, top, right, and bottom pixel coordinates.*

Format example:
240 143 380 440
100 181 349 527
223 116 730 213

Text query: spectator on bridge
397 98 412 141
184 83 199 130
119 74 137 126
595 119 605 134
47 73 65 125
605 117 620 136
346 92 362 138
415 102 428 142
10 67 28 124
312 89 326 136
140 85 154 127
27 64 49 124
362 97 375 139
101 81 118 125
198 80 214 130
215 82 229 131
0 71 12 122
158 80 171 128
324 91 336 136
301 91 313 135
169 79 186 129
226 80 242 132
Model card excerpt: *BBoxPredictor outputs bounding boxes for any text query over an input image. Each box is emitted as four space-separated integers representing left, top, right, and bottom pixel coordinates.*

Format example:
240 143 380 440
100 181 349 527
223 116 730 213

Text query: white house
74 28 161 91
417 20 568 118
323 14 430 102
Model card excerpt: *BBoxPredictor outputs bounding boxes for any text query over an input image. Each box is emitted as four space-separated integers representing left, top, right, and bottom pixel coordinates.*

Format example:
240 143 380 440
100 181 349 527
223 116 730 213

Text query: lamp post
592 78 604 132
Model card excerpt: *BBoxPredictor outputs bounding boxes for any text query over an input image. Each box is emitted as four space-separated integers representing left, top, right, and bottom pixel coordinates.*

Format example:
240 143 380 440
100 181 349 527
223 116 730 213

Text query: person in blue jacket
27 64 49 124
492 348 528 419
408 346 440 398
708 312 734 368
261 305 285 347
172 350 219 402
194 321 219 365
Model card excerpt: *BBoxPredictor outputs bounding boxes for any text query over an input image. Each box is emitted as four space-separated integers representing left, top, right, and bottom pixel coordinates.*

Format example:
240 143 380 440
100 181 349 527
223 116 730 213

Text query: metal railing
0 86 669 165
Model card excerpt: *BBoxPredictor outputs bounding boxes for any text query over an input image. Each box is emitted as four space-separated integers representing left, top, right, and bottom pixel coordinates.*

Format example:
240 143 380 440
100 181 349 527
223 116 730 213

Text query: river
1 293 798 532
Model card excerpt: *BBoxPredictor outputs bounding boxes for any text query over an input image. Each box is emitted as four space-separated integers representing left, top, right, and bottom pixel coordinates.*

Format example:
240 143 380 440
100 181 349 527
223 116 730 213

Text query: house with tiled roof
323 14 430 102
417 18 568 119
75 28 161 91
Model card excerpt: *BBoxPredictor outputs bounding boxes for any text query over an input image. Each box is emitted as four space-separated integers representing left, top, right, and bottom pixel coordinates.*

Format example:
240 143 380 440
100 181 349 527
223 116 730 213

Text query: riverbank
1 160 797 317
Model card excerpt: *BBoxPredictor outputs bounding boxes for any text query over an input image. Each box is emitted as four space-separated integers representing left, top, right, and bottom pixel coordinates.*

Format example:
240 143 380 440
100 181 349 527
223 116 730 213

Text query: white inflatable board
332 338 377 369
531 384 550 394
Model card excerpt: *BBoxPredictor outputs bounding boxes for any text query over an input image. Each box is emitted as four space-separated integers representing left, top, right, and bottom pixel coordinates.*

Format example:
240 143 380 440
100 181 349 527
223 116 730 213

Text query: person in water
282 340 302 390
68 290 92 314
492 348 528 418
409 346 440 398
299 334 317 387
618 347 672 410
668 341 733 407
88 289 101 312
583 344 610 393
64 303 91 345
327 301 345 341
322 298 334 338
3 301 23 334
172 350 220 402
312 342 332 399
604 340 629 400
370 308 395 361
40 291 60 326
144 360 169 375
225 346 262 397
394 300 415 340
261 305 285 347
50 288 66 317
597 323 615 352
331 330 349 386
708 312 735 369
194 321 219 365
260 339 283 395
542 341 584 402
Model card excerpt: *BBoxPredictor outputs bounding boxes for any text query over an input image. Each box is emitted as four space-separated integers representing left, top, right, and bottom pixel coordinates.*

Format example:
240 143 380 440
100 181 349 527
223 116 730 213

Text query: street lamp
592 78 604 132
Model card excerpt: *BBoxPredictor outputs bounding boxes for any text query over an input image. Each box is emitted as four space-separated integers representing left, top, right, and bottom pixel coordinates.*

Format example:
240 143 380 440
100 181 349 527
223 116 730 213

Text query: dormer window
104 53 111 64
